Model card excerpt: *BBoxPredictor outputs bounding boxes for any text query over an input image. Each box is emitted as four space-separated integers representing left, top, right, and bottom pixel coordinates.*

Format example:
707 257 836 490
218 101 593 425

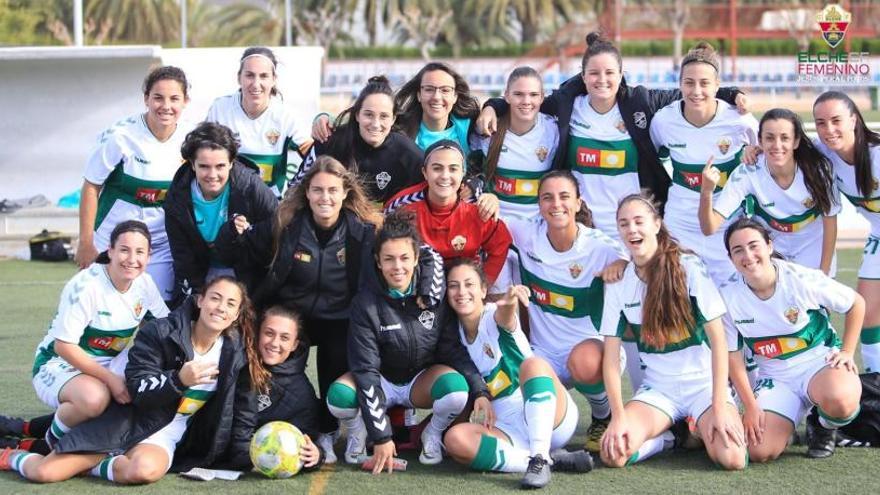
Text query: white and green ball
250 421 306 478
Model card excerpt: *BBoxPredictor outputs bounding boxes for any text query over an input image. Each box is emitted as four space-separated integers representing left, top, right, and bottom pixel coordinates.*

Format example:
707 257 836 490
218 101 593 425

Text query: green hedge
328 38 878 59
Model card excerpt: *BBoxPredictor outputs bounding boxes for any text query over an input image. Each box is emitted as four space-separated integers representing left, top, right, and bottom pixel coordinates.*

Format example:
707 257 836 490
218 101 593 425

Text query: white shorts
138 420 180 473
533 338 626 387
379 371 425 409
666 222 736 286
494 391 579 451
32 350 129 409
859 235 880 279
631 375 734 423
754 357 829 426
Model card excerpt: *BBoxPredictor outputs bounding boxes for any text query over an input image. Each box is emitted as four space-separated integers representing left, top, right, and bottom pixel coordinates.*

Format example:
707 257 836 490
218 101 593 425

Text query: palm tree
85 0 178 44
470 0 591 44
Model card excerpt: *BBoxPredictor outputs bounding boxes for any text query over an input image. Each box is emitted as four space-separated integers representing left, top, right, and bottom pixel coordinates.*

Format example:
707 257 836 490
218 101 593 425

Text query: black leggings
304 317 350 434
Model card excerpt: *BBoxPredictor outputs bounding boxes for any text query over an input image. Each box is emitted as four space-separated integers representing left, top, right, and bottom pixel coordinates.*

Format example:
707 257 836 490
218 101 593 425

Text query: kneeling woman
722 218 864 461
600 194 746 470
443 260 592 489
3 276 265 484
326 212 490 473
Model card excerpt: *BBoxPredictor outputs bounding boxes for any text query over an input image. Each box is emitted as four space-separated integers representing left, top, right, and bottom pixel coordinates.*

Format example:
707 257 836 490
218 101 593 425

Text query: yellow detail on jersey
487 370 512 398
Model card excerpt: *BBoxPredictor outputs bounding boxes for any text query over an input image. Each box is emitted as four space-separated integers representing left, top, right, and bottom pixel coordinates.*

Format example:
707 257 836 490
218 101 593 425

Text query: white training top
460 303 533 401
161 336 224 447
720 259 855 382
206 92 311 197
650 100 758 236
567 97 642 239
497 217 628 357
816 139 880 238
84 114 194 258
714 154 840 268
600 254 727 385
476 113 559 221
33 263 169 375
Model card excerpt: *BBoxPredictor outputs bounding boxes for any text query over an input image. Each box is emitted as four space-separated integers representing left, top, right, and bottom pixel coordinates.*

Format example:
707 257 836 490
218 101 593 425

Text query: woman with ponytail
479 33 746 236
1 276 264 484
699 109 838 274
291 76 424 204
495 170 628 454
474 67 558 221
599 194 746 470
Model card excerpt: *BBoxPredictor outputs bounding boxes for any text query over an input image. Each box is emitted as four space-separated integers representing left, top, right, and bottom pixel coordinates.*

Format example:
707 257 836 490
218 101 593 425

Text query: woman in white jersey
649 41 758 285
812 91 880 375
442 259 592 489
2 277 266 484
699 109 838 274
600 194 746 470
721 218 864 462
496 170 628 454
475 67 558 221
206 46 312 198
32 220 168 451
75 66 194 302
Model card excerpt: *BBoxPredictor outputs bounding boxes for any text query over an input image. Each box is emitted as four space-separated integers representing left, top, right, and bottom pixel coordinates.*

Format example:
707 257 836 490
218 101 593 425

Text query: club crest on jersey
568 262 583 279
418 310 435 329
873 178 879 191
266 129 281 146
535 146 549 162
376 171 392 190
615 119 627 133
451 235 467 252
784 306 800 324
257 393 272 412
336 247 346 266
803 197 816 209
483 342 495 360
717 137 732 155
133 300 143 318
633 111 647 129
294 251 312 263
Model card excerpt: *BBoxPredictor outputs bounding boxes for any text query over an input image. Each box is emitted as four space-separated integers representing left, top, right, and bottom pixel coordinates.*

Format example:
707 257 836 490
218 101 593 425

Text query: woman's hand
300 435 321 467
178 360 219 388
75 240 99 269
734 93 750 115
232 214 250 235
497 285 530 309
740 145 763 166
475 106 498 136
708 404 745 448
701 156 720 195
312 114 334 143
742 404 765 446
107 373 131 404
601 415 630 460
476 193 500 222
371 441 397 474
826 348 859 374
597 259 628 283
471 396 496 429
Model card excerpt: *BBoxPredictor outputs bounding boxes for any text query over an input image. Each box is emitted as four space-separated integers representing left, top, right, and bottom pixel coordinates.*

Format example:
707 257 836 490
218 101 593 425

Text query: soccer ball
250 421 306 478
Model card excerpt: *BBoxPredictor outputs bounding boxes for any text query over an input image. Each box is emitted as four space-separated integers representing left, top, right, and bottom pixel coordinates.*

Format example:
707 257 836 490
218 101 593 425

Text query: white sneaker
419 427 444 465
344 417 368 464
316 432 338 464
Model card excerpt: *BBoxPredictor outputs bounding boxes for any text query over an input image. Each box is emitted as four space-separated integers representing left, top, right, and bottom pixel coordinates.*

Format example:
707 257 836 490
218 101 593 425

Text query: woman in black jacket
1 276 266 484
480 32 746 224
290 76 424 204
326 211 491 474
164 122 278 307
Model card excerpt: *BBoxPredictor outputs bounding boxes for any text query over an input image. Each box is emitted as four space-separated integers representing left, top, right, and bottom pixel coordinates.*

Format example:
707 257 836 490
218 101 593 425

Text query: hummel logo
380 323 402 332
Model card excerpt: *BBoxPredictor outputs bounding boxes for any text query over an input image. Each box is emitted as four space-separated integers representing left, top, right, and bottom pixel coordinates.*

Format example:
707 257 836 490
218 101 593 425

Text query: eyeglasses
420 85 456 97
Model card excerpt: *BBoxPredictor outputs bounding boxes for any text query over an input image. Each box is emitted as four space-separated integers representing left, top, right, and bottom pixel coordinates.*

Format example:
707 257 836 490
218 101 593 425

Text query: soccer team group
1 31 879 489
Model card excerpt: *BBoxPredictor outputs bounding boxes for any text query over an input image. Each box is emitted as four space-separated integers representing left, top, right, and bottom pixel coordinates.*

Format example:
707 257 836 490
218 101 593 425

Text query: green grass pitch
0 252 878 494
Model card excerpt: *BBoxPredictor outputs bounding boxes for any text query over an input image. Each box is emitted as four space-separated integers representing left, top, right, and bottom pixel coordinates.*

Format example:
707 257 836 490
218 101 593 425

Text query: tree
85 0 178 44
635 0 689 69
470 0 590 45
385 0 454 60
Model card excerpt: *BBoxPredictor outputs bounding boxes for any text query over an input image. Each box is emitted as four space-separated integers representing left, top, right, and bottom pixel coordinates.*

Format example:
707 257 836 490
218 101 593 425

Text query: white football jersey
460 303 533 400
817 139 880 237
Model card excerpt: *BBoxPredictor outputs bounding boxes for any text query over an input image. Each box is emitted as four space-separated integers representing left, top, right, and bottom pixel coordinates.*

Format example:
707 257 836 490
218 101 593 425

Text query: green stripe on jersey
518 262 604 327
488 167 545 204
840 190 880 213
95 163 175 229
31 325 137 376
743 309 840 360
749 198 820 233
239 136 293 190
670 148 743 192
567 136 638 176
484 330 528 399
622 297 709 354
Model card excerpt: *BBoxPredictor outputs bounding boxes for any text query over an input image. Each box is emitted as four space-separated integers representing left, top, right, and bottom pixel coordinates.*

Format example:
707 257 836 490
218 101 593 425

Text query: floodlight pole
73 0 83 46
181 0 188 48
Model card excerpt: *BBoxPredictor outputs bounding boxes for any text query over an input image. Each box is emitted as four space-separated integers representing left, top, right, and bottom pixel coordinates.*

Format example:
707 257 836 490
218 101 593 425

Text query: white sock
470 434 530 473
428 390 468 435
627 431 674 465
522 376 557 458
89 455 118 482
